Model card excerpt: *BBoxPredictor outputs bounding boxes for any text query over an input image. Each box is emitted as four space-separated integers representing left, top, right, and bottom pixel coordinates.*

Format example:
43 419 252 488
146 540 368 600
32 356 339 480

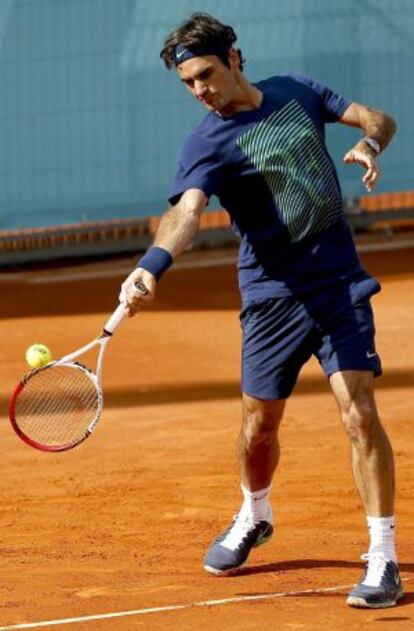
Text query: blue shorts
241 277 382 400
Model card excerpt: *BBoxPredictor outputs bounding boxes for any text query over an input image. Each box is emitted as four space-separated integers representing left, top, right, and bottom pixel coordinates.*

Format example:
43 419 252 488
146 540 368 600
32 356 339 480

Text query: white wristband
362 136 381 155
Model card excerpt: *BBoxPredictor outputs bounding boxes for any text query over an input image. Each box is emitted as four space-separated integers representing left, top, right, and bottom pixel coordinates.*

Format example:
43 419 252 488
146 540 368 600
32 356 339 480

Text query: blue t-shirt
169 73 371 305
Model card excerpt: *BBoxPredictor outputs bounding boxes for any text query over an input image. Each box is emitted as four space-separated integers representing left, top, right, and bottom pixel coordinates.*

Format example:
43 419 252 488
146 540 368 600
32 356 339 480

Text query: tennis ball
25 344 52 369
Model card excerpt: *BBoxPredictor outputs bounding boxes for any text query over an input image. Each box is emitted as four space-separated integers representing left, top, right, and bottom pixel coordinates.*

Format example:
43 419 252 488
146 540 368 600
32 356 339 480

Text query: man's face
176 52 238 113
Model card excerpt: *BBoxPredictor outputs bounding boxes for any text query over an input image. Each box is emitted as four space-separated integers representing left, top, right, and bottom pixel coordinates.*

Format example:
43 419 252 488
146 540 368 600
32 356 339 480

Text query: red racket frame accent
8 373 92 453
8 302 127 453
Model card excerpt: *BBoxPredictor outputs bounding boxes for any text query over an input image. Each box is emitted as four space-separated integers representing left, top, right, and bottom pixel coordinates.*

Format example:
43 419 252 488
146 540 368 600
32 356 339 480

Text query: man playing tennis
121 13 401 608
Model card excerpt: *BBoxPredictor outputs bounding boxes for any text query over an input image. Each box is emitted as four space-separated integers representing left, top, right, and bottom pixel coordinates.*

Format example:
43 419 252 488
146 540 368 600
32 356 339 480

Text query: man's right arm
120 188 208 315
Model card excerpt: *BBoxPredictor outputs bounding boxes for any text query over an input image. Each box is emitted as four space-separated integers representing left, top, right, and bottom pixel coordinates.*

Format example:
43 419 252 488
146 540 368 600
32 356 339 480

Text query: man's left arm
339 102 397 192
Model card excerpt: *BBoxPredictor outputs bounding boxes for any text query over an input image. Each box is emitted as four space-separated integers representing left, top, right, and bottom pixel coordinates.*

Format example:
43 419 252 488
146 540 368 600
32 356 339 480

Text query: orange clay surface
0 247 413 630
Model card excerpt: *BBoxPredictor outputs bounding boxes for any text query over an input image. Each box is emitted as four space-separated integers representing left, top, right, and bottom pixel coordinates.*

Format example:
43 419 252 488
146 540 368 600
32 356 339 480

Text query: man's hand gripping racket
9 281 149 452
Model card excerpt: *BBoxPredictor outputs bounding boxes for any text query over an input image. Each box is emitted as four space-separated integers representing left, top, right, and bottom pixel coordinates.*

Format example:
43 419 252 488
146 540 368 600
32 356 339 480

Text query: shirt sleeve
168 132 222 205
286 73 352 123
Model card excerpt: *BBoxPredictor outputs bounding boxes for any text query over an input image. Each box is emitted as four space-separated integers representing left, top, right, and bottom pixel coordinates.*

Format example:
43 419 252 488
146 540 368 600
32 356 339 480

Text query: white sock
367 515 397 563
238 484 272 524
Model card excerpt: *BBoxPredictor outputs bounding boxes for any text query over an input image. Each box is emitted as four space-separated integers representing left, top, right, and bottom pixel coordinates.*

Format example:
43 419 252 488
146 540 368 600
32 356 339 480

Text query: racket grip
103 303 128 334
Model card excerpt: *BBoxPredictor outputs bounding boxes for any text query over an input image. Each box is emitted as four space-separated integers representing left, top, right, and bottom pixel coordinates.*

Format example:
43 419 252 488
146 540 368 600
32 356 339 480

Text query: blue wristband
137 246 173 281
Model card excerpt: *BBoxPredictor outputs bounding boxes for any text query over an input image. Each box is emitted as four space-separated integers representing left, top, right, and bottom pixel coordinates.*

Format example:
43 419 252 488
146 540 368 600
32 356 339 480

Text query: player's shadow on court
0 368 413 416
234 559 414 576
235 560 414 608
232 559 360 576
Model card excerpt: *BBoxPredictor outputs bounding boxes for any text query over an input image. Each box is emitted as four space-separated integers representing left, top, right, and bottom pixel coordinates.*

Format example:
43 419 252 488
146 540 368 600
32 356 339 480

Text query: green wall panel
0 0 412 229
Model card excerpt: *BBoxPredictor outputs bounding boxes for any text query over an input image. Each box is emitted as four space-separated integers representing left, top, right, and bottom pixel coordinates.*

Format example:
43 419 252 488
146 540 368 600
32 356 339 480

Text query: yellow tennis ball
25 344 52 369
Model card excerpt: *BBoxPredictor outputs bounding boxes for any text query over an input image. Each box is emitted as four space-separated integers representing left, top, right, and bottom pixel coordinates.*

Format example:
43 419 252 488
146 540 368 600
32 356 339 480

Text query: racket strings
15 365 100 447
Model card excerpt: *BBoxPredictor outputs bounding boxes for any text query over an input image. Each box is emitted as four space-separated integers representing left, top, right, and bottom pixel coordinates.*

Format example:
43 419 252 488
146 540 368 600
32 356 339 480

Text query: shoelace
220 514 256 551
360 552 389 587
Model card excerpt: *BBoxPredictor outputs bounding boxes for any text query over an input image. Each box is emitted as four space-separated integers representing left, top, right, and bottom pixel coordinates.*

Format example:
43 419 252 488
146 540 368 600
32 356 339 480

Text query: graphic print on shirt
236 100 343 242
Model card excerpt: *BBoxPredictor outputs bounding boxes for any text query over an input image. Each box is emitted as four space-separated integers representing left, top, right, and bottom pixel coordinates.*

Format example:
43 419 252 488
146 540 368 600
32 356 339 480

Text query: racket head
9 362 102 452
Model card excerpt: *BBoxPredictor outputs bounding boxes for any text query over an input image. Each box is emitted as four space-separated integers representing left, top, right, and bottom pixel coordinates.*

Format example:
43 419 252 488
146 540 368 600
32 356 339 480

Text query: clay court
0 246 413 630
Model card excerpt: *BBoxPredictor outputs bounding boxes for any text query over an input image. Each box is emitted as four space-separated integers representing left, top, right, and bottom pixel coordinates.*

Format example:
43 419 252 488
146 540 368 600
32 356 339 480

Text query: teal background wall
0 0 412 229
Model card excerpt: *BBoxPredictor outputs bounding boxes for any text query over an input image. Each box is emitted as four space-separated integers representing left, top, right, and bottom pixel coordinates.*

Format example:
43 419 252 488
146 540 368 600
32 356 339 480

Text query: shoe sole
203 531 273 576
347 587 405 609
204 563 246 577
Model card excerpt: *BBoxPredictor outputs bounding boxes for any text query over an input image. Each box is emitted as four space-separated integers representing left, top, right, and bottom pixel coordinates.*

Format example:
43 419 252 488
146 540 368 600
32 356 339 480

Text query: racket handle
105 282 148 334
103 303 128 335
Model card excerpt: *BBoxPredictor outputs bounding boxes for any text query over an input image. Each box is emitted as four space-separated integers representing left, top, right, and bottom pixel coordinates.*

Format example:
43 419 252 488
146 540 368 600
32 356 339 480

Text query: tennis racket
9 285 145 452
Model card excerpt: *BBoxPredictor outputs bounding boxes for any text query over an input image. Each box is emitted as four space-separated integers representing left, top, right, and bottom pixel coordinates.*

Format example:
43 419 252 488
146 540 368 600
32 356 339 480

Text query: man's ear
228 47 240 70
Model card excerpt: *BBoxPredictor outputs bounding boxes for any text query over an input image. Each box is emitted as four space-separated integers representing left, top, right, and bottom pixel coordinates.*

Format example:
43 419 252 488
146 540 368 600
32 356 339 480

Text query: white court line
26 256 237 284
1 578 413 630
2 238 414 285
0 255 236 285
0 583 353 630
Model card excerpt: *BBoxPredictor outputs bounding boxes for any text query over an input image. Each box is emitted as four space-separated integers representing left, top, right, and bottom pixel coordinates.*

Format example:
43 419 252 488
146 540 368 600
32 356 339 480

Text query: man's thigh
314 297 382 378
241 297 315 400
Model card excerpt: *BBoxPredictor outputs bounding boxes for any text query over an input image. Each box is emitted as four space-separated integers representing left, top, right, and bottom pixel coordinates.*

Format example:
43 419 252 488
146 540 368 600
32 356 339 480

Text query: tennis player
121 13 401 608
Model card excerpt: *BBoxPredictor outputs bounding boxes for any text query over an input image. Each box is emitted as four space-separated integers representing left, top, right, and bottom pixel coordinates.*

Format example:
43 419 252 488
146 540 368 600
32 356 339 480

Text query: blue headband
173 43 231 65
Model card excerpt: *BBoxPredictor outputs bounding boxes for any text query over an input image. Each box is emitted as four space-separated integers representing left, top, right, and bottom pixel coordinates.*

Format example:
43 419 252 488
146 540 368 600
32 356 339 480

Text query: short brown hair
160 12 245 71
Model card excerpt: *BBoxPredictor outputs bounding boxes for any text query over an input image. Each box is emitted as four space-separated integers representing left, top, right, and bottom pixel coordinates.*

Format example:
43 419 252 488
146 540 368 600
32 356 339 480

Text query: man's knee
330 371 382 447
241 394 284 450
340 396 380 447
